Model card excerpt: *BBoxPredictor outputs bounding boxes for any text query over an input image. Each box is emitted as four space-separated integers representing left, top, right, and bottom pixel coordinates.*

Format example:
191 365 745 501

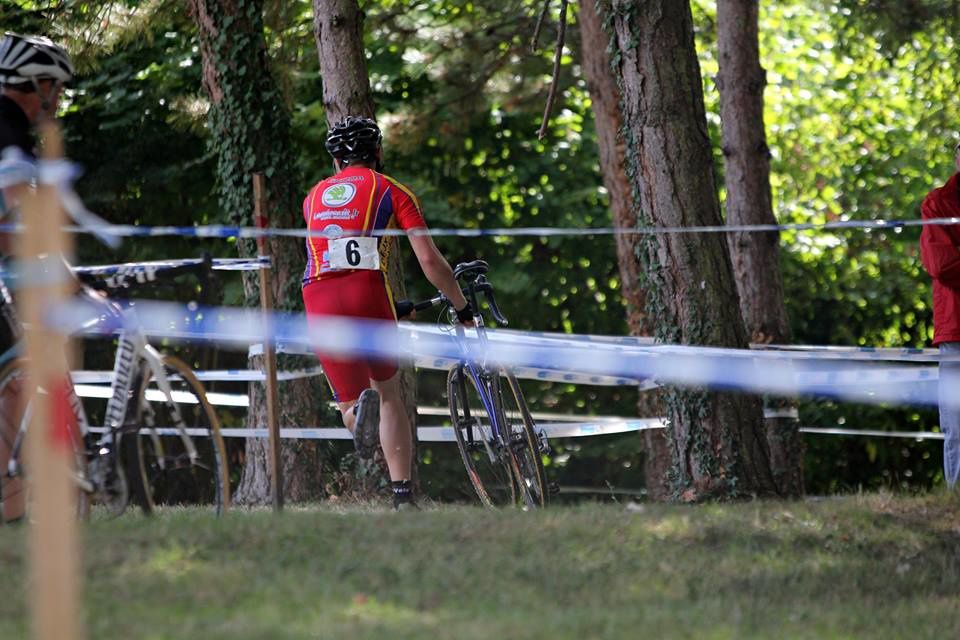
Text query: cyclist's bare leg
337 399 359 433
0 377 25 522
371 372 411 481
334 374 410 481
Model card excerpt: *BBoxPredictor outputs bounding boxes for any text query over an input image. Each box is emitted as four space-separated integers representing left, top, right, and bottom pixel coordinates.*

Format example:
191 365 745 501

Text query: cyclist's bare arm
407 230 469 312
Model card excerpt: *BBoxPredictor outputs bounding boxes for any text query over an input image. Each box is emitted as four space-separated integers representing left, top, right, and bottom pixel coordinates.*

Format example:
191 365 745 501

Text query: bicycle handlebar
395 261 509 325
74 254 215 294
395 296 443 319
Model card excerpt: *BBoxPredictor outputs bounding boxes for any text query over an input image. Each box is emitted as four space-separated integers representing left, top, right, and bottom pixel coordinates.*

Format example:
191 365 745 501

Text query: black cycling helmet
0 32 74 86
325 116 382 164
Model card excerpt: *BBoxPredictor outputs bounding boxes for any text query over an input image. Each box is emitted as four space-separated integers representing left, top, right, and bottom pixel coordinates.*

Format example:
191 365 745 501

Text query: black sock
392 479 413 502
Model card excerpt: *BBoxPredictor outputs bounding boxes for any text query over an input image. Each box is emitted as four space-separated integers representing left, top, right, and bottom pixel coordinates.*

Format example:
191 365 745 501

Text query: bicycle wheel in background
0 359 91 521
128 354 229 516
502 371 548 509
447 366 516 507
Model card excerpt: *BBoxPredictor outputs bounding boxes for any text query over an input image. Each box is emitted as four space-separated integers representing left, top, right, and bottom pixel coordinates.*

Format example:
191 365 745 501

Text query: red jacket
920 173 960 344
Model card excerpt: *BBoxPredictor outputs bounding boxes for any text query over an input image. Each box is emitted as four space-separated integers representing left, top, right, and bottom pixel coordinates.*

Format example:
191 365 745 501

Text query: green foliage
832 0 960 56
753 0 953 489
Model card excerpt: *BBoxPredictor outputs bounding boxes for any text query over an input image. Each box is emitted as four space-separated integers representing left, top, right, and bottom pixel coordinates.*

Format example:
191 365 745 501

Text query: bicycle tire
447 366 516 507
0 359 91 521
129 355 230 515
502 371 548 508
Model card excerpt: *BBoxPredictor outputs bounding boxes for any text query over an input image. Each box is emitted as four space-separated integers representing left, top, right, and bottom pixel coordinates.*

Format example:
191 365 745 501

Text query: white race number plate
328 236 380 270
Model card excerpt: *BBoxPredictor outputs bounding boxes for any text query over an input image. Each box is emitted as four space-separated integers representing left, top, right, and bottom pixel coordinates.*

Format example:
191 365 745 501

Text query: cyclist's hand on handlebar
454 302 475 327
395 300 415 320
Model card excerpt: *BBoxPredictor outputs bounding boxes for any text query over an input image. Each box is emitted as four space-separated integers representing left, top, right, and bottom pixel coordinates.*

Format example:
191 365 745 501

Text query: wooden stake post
18 123 83 640
253 174 283 511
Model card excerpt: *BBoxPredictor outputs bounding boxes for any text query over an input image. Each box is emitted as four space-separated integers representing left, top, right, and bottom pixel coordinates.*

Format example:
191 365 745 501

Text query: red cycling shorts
302 269 399 403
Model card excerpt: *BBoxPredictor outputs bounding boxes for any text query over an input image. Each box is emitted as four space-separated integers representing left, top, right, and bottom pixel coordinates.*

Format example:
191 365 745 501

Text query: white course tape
71 366 324 385
84 420 945 442
84 419 665 441
73 384 249 407
800 427 944 440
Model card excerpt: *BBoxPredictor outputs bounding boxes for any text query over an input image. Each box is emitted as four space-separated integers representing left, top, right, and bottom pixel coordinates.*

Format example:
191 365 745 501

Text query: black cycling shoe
352 388 381 459
393 499 421 512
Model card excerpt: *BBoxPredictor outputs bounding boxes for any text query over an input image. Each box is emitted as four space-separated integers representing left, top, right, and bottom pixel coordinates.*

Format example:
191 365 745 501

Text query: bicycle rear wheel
447 366 515 507
0 359 90 521
128 355 229 515
502 371 548 509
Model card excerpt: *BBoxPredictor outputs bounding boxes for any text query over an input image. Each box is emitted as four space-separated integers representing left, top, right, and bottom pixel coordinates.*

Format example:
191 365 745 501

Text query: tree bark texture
579 0 669 501
313 0 419 487
189 0 331 504
717 0 803 497
313 0 376 121
606 0 777 500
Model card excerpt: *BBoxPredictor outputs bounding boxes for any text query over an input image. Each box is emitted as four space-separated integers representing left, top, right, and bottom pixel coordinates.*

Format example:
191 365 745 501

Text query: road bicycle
397 260 550 508
0 258 230 519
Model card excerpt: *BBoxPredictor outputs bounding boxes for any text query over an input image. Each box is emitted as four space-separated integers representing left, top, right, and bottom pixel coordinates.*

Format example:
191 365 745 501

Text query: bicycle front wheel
447 366 515 507
0 359 90 521
502 371 548 509
128 355 229 515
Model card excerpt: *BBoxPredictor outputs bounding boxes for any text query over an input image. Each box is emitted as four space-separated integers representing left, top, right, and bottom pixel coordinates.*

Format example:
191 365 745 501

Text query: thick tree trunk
189 0 331 504
717 0 803 497
605 0 777 500
313 0 376 119
313 0 419 487
579 0 668 501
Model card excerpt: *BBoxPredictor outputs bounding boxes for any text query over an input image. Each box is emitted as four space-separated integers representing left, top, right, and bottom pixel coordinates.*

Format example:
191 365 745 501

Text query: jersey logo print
321 182 357 207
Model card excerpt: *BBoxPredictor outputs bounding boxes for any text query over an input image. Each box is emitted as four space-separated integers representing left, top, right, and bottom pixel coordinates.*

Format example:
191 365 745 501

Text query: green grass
2 492 960 639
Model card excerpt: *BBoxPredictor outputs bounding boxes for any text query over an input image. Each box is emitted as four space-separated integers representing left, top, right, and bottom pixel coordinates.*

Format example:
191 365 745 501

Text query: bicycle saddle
453 260 488 280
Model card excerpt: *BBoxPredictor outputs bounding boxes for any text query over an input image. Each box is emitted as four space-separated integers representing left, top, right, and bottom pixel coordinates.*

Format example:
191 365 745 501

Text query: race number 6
328 236 379 270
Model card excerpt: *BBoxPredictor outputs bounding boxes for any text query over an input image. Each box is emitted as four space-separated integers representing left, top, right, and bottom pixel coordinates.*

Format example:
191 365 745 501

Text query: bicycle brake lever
476 281 508 325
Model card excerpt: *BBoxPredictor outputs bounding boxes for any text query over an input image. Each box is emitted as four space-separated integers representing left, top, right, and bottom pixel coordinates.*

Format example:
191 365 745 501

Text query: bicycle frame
7 296 201 497
104 309 200 467
450 279 509 453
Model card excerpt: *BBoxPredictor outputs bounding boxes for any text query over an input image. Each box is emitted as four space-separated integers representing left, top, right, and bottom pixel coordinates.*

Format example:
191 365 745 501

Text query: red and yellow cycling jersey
301 166 426 286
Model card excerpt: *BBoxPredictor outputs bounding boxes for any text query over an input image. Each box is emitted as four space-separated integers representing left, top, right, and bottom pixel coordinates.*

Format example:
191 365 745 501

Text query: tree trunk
313 0 419 488
189 0 332 504
717 0 803 497
578 0 669 501
604 0 777 500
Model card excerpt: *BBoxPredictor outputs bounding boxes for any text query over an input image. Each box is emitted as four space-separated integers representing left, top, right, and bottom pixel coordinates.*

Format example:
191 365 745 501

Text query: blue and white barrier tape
21 215 958 242
487 327 944 362
71 256 271 279
48 297 960 410
1 146 953 245
246 340 654 388
71 365 325 385
0 147 120 248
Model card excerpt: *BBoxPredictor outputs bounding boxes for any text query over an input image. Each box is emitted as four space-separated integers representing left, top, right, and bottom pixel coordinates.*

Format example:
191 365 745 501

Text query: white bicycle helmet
0 32 74 86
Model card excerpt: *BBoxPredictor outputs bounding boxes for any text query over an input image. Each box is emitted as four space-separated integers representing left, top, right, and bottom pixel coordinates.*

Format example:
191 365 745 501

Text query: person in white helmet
0 32 74 523
0 31 74 154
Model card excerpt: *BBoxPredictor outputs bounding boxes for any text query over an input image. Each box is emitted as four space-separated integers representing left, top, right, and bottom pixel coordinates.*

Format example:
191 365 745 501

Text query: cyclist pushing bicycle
302 116 472 510
0 32 75 524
